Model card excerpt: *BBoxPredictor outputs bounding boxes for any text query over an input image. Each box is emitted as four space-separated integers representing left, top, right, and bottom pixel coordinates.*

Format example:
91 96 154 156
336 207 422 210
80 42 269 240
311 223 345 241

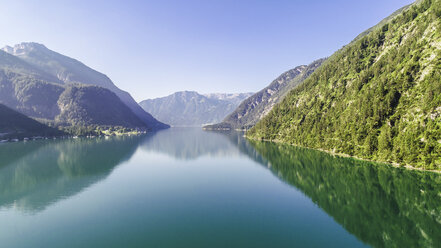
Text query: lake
0 128 439 248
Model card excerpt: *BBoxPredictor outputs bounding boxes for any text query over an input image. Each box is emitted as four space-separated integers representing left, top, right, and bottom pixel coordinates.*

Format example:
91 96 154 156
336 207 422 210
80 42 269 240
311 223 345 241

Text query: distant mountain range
202 93 253 105
0 103 63 139
0 42 168 130
204 59 325 130
139 91 253 126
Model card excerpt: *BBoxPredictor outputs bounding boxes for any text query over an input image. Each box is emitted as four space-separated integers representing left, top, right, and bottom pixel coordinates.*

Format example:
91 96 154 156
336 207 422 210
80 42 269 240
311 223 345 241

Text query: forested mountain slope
249 0 441 170
205 59 324 130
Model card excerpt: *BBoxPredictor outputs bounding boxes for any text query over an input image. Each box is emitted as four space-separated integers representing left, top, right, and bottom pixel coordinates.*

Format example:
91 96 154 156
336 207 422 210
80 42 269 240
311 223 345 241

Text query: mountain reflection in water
0 135 144 212
247 140 441 248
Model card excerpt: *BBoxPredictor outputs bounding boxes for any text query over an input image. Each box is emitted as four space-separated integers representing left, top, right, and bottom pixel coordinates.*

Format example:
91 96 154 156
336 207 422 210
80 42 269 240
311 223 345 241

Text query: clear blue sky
0 0 414 101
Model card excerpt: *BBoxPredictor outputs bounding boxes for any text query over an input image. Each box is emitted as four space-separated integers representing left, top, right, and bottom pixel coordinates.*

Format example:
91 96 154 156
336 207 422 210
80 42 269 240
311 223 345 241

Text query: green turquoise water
0 128 439 248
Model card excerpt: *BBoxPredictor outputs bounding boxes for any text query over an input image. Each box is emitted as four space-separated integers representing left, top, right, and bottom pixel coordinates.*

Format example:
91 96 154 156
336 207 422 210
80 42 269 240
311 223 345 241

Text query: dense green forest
249 140 441 248
249 0 441 170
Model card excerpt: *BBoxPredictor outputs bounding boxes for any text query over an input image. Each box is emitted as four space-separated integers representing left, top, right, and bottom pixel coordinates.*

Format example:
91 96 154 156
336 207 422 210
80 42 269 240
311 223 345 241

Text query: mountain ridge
1 42 168 129
205 59 325 130
0 49 148 130
139 91 253 127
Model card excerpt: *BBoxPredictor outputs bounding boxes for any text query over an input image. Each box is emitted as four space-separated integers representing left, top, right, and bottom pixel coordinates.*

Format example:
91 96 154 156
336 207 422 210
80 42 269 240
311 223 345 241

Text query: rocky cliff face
205 59 325 130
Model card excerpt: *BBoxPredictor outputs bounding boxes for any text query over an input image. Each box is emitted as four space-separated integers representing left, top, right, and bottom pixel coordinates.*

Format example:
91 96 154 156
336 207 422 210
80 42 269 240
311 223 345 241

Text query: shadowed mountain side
248 140 441 248
0 104 64 139
140 128 243 160
0 135 146 213
2 43 168 129
56 84 147 127
0 50 148 129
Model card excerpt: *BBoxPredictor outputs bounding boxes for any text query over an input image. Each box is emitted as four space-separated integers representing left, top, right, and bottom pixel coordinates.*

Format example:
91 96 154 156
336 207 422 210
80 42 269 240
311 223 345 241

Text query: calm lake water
0 128 439 248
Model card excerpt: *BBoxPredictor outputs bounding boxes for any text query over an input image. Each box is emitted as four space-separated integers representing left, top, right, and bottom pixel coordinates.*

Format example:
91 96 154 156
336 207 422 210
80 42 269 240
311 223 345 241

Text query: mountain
205 59 325 130
202 93 255 105
248 0 441 170
0 49 146 130
0 103 63 139
1 42 168 129
56 84 147 127
139 91 253 126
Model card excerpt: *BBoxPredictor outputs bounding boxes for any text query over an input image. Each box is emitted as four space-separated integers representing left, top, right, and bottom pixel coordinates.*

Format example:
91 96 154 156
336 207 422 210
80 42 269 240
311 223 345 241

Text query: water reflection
0 135 144 212
246 140 441 248
0 128 439 248
141 128 244 160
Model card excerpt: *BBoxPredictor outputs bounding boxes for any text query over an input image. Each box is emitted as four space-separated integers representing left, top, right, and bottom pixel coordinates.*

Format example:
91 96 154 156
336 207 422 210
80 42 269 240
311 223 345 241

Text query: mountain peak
1 42 47 55
139 91 253 126
177 91 199 95
0 42 168 129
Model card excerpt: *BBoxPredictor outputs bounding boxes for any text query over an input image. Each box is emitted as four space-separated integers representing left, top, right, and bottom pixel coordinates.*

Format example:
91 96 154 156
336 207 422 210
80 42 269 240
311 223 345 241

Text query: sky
0 0 415 101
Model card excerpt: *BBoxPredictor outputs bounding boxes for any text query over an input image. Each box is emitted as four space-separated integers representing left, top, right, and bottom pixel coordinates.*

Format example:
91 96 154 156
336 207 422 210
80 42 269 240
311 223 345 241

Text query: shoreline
0 131 148 144
245 136 441 174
